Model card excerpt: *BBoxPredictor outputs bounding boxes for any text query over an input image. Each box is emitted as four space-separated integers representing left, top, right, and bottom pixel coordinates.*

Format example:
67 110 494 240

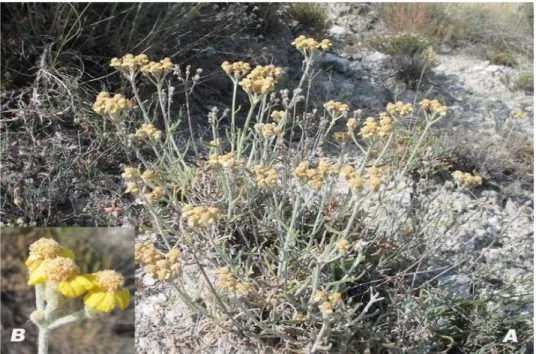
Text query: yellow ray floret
83 270 131 313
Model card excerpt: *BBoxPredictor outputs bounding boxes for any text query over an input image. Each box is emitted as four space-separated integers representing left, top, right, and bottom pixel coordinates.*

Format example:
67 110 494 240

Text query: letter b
11 328 25 342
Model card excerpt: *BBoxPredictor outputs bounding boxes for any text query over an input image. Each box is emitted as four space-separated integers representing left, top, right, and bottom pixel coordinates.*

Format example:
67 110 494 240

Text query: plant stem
230 81 238 151
38 328 50 354
48 311 86 330
400 122 431 177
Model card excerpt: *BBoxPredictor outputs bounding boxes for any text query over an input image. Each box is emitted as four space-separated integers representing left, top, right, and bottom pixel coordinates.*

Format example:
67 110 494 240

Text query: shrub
290 3 328 33
515 71 534 92
488 51 518 67
369 32 439 86
79 34 533 353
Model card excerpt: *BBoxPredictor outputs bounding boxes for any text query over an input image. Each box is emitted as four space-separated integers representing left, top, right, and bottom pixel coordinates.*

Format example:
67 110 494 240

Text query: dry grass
378 3 534 60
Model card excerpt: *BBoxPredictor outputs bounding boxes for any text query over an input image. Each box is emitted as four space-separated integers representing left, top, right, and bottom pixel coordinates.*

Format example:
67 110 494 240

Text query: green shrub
290 3 328 33
489 51 518 67
369 33 439 86
515 71 534 92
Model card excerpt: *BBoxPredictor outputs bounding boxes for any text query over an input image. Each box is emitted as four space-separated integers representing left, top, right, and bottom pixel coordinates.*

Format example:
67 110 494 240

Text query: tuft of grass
377 3 533 60
488 50 518 67
290 3 328 33
515 71 534 92
369 32 439 86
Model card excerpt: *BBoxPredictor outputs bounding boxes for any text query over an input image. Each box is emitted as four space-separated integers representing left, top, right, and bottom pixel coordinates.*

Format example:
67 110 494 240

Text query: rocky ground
135 4 533 353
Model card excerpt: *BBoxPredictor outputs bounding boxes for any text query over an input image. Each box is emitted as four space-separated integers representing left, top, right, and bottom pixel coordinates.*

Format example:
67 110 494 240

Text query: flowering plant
27 237 130 354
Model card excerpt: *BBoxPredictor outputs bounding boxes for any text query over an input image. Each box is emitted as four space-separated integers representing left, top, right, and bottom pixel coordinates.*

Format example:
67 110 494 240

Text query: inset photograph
1 228 134 354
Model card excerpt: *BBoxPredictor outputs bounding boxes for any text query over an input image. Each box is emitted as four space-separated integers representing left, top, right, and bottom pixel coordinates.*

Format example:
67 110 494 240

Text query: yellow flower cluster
144 187 165 204
419 99 448 116
378 113 393 136
141 170 157 183
182 204 221 228
386 101 413 116
313 291 344 315
140 57 174 78
318 158 341 176
346 117 358 131
93 92 132 120
84 270 130 313
366 167 383 192
215 267 251 295
121 167 160 196
292 35 332 52
324 100 350 117
26 238 130 313
135 241 162 265
209 152 238 169
271 110 287 123
294 160 339 190
110 54 150 73
253 165 278 188
122 167 140 180
239 65 284 96
359 114 392 138
254 123 283 138
144 248 181 281
451 171 482 186
360 117 378 138
136 123 163 140
336 239 350 251
512 108 528 119
221 61 251 79
333 131 350 143
340 166 363 192
340 166 383 192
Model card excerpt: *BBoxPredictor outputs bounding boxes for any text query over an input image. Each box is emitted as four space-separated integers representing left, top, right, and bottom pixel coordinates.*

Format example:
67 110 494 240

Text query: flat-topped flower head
254 165 279 188
121 167 140 180
93 92 132 120
144 187 165 204
84 270 130 313
26 238 74 284
182 204 221 228
359 117 378 138
319 301 333 315
292 36 332 55
110 54 150 77
144 249 181 281
347 117 358 131
221 61 251 80
238 65 284 96
333 131 350 144
270 110 287 123
135 241 162 265
44 257 94 298
451 170 482 186
336 239 350 250
254 123 282 138
29 238 62 260
419 99 448 116
209 152 238 170
324 100 350 118
136 123 162 140
386 101 413 116
140 57 174 79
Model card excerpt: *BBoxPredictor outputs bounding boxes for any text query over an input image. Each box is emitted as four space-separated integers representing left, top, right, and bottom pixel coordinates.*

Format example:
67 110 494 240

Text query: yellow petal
84 290 116 313
61 247 75 260
59 275 94 298
115 288 131 310
28 260 48 285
